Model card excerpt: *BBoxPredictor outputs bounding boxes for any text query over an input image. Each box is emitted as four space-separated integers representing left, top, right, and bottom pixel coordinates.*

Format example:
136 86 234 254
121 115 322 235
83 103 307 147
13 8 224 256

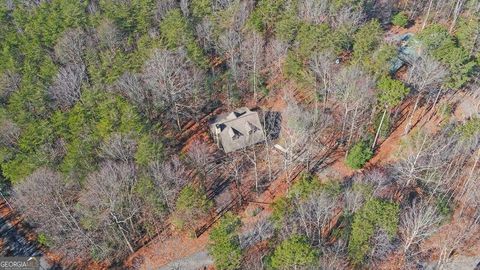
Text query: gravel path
157 250 212 270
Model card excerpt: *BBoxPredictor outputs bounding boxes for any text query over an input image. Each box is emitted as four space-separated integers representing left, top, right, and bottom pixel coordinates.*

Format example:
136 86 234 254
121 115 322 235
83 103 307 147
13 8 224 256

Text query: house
389 33 423 74
209 107 265 153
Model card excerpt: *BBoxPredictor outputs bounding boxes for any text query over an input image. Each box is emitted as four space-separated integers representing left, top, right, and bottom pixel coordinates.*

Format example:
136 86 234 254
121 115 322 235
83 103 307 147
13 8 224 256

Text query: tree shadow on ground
262 111 282 141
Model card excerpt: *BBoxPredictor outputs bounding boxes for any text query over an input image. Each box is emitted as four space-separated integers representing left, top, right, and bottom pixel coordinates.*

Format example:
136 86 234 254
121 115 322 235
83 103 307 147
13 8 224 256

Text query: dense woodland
0 0 479 269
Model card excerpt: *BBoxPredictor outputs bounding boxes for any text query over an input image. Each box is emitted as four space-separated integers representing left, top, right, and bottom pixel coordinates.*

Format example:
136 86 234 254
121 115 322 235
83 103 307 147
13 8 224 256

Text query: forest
0 0 479 269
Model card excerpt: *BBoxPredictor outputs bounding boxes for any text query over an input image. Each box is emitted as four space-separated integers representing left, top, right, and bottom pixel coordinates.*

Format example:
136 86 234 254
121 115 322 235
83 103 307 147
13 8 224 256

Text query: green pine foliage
377 76 410 108
287 173 322 199
248 0 288 33
269 235 318 269
283 51 314 86
373 110 392 139
37 232 52 247
368 44 397 76
2 120 53 182
134 177 168 219
209 213 242 270
160 9 208 67
391 12 409 27
135 134 163 166
456 117 480 140
271 197 292 229
174 184 213 230
353 20 383 63
296 23 333 58
275 12 300 42
191 0 212 19
455 15 480 57
348 199 399 265
345 140 373 169
100 0 155 35
418 24 476 89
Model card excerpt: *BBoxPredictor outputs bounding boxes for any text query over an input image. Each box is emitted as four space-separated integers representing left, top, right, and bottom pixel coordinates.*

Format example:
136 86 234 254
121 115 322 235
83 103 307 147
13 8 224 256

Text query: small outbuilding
209 107 265 153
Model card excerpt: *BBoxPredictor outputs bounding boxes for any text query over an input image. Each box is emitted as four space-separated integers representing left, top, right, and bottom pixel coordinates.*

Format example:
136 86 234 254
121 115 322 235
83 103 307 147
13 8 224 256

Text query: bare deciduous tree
294 191 338 244
217 29 242 104
239 217 274 249
344 187 366 214
13 168 96 259
54 28 86 65
392 131 445 188
298 0 329 24
224 151 249 204
400 200 441 254
329 6 365 31
449 0 466 32
369 228 396 266
404 54 448 134
331 65 374 147
96 19 121 51
142 49 205 129
154 0 177 22
362 169 393 200
241 31 264 103
187 139 214 187
318 242 349 269
277 188 339 247
309 50 336 112
195 18 215 53
435 213 480 269
78 162 141 258
114 72 152 117
180 0 189 17
48 64 86 110
265 38 288 77
281 97 333 182
99 133 137 162
0 70 20 101
241 145 261 192
148 157 187 211
0 119 20 148
216 0 237 9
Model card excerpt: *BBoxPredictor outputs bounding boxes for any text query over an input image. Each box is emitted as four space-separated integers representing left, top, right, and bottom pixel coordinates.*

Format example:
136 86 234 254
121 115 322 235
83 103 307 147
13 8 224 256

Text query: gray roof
389 33 423 73
210 108 265 153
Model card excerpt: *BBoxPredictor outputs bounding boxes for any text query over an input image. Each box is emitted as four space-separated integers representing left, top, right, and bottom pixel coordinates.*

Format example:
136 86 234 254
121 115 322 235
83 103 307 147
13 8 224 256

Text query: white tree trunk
345 105 359 158
174 103 181 130
428 89 442 121
422 0 434 30
372 108 387 149
449 0 464 33
406 134 428 187
405 95 421 135
253 61 257 104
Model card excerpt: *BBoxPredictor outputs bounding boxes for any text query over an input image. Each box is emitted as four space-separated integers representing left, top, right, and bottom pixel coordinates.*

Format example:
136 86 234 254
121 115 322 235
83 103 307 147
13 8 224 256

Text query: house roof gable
210 108 265 153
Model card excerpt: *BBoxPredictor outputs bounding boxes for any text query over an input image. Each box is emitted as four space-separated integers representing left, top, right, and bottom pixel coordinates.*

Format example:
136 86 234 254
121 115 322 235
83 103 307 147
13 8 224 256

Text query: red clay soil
376 251 407 270
124 92 422 270
388 19 424 36
123 54 459 269
123 89 293 270
421 221 480 266
367 100 414 166
368 93 448 167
